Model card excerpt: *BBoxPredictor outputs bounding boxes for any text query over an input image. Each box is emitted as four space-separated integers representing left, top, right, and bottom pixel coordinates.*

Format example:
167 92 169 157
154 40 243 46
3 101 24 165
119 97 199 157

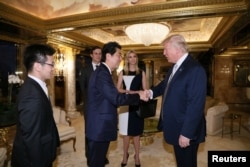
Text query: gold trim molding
45 0 249 30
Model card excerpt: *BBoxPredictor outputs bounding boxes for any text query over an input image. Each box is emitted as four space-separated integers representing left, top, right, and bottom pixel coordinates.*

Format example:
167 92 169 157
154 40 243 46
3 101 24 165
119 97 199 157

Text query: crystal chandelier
125 23 170 46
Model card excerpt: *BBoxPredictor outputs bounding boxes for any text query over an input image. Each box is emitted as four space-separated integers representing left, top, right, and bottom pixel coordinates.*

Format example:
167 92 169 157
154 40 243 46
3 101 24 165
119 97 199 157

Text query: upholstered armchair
53 107 76 151
0 147 7 167
206 103 229 135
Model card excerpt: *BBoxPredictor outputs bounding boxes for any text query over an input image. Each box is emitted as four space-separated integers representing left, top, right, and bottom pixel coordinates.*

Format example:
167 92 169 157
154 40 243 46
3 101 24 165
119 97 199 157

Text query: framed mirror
233 59 250 87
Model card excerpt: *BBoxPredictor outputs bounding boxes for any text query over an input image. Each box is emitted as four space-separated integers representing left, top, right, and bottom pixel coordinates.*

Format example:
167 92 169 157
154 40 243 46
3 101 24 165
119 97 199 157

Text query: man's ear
106 53 112 60
33 62 42 72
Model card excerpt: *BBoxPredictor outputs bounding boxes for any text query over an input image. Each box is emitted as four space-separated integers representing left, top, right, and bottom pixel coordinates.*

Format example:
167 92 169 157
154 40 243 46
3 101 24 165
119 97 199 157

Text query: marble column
64 47 80 118
144 60 152 89
48 76 55 107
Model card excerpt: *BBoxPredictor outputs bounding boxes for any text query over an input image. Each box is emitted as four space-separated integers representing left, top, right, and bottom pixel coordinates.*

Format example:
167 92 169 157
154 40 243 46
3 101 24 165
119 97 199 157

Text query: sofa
0 147 7 167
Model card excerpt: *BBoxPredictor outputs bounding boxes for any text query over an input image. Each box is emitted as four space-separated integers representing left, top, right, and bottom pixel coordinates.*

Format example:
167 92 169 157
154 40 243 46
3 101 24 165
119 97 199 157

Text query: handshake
138 90 151 101
125 90 151 101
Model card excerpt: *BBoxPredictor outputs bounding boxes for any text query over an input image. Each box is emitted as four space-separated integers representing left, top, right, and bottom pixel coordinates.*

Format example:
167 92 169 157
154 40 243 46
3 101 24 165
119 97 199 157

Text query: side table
221 113 241 139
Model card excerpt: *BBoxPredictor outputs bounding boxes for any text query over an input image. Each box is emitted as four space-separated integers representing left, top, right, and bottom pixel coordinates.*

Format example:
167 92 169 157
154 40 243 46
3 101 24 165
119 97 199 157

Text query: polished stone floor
3 109 250 167
53 110 250 167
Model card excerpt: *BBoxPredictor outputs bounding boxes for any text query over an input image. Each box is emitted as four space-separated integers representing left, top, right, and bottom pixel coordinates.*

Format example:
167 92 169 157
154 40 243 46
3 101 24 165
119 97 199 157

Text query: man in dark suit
11 44 60 167
79 46 102 117
86 42 148 167
147 34 207 167
79 46 111 165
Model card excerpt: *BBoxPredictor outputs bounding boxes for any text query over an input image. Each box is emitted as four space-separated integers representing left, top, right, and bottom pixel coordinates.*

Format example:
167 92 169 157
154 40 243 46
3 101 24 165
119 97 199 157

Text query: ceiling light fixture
125 23 170 46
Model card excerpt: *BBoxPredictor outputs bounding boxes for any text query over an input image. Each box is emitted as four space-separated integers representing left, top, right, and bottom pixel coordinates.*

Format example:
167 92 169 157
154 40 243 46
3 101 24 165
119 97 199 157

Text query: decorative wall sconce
54 49 65 81
233 60 250 87
220 65 230 74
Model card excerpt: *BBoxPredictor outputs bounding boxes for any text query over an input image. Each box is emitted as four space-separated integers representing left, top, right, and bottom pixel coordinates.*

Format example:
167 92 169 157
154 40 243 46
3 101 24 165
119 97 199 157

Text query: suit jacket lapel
100 63 112 75
28 77 51 103
170 55 191 84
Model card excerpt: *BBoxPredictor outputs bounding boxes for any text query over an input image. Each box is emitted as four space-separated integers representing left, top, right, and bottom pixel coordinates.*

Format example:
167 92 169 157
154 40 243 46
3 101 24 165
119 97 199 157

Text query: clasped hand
138 90 151 101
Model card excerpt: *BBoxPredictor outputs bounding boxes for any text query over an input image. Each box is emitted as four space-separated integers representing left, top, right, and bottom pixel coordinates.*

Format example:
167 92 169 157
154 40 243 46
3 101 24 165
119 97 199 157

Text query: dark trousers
85 136 89 161
88 139 110 167
84 112 89 164
173 143 199 167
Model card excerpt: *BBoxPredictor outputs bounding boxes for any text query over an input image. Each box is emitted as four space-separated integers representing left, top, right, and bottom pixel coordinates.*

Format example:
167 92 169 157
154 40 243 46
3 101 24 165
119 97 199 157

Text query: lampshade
125 23 170 46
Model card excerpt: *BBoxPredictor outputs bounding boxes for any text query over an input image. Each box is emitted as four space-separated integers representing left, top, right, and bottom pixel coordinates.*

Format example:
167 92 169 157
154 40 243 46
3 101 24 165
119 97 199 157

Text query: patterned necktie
161 64 178 119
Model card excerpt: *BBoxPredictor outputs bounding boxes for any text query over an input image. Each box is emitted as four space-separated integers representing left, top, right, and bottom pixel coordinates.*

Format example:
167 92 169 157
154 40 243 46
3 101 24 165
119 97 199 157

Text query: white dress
118 75 135 135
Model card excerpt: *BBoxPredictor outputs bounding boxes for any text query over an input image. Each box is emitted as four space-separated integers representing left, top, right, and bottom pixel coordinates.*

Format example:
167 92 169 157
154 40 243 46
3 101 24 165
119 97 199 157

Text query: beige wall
214 54 250 104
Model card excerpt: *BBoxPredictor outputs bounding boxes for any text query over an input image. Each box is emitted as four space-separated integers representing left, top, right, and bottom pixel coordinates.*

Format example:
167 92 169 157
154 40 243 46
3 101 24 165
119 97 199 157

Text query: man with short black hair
86 41 148 167
11 44 60 167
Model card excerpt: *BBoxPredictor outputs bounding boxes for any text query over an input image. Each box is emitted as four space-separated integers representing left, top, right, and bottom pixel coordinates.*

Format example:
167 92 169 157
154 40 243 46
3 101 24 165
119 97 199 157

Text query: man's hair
162 34 189 53
90 46 101 54
23 44 55 72
101 41 121 62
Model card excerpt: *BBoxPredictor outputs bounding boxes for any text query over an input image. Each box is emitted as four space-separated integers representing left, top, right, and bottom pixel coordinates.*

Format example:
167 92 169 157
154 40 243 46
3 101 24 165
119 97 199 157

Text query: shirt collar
92 62 100 67
175 53 188 68
28 74 48 96
28 74 46 87
102 62 112 74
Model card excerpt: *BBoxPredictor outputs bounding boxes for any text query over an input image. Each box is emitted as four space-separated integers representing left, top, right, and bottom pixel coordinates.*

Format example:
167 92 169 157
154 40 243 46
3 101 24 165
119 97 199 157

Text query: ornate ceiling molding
0 3 45 34
214 11 250 52
45 0 249 31
0 0 249 52
121 42 212 55
210 15 241 44
47 34 88 49
79 17 222 45
1 0 248 35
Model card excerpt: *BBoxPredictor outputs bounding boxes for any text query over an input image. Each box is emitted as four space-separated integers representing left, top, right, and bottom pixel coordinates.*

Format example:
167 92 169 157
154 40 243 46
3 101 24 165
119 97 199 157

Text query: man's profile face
40 55 54 81
163 42 178 64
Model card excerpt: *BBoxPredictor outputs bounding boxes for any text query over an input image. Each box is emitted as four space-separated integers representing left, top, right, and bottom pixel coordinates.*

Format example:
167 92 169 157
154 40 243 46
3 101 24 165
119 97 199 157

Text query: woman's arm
116 71 127 93
142 70 147 90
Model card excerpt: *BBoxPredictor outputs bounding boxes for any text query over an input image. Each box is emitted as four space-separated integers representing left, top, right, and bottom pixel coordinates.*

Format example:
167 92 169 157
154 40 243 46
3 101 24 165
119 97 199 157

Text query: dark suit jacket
86 63 140 142
79 63 94 117
152 55 207 145
11 77 60 167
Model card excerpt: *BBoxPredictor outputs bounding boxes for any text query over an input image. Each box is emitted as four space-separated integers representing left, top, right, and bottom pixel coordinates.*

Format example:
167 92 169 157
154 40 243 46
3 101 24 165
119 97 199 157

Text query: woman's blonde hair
123 50 140 75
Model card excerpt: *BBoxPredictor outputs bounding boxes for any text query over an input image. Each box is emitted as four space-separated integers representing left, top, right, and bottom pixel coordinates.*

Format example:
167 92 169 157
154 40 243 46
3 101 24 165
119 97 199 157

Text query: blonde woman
117 50 147 167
